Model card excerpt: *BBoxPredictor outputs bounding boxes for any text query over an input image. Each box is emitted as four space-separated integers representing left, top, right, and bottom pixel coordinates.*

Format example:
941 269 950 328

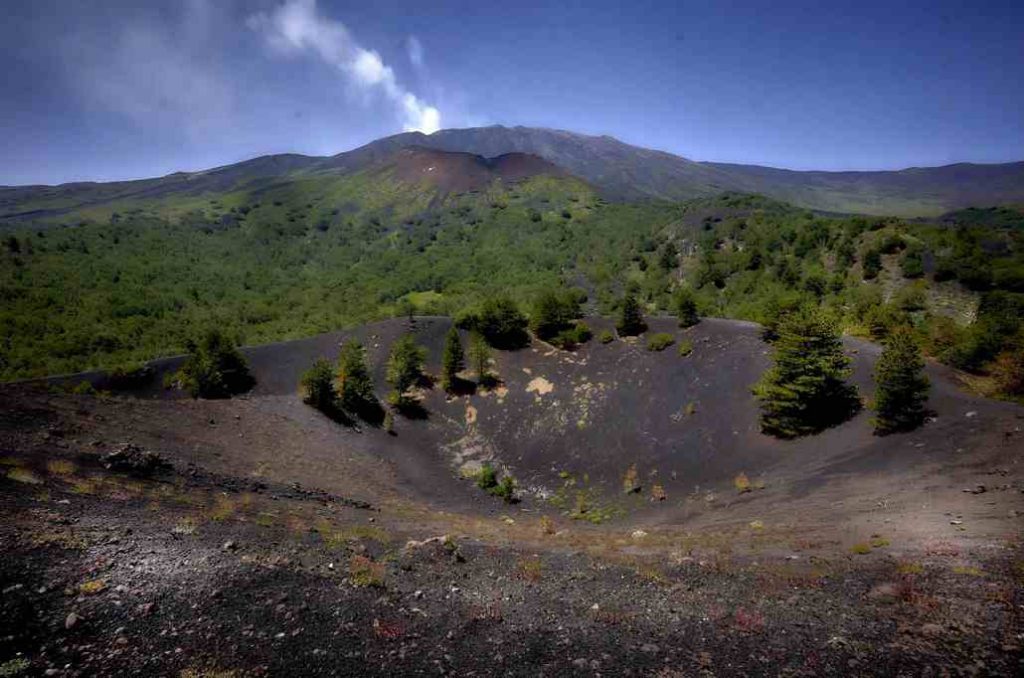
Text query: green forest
1 173 1022 400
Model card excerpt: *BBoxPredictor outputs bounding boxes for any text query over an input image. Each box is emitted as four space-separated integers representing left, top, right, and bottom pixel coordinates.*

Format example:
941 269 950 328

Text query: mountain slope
365 127 1024 216
3 126 1024 225
0 147 574 227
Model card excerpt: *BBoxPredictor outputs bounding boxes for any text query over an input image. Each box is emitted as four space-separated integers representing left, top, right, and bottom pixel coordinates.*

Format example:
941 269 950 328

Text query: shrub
386 334 426 403
337 340 378 416
476 463 517 502
530 289 582 341
992 344 1024 399
301 358 338 413
753 308 860 438
440 326 465 392
492 475 517 503
864 304 907 341
658 241 679 271
348 555 385 588
598 330 614 344
862 249 882 280
674 288 699 328
476 463 498 491
879 232 904 254
901 246 925 278
549 322 592 350
622 463 641 494
105 362 154 390
933 257 957 282
616 286 646 336
71 380 96 395
469 331 494 386
474 296 529 349
177 329 254 399
646 333 675 351
893 283 927 312
956 255 992 290
677 339 693 357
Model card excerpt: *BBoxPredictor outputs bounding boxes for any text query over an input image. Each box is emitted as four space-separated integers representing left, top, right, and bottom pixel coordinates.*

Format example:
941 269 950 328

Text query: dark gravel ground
2 318 1023 676
2 453 1022 677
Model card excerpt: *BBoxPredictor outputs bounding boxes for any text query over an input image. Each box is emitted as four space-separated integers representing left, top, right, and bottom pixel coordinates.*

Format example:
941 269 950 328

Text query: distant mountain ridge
3 125 1024 219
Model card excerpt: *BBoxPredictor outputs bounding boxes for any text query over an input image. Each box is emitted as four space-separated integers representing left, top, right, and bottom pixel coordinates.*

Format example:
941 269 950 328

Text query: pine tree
300 358 338 413
873 326 930 434
178 329 254 398
476 296 529 349
337 340 377 414
441 326 465 392
616 285 646 336
386 334 426 403
754 308 860 438
469 330 492 386
674 288 699 328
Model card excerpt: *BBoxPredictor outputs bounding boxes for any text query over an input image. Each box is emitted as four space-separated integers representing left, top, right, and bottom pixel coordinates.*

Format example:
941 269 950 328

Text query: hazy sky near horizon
1 0 1022 185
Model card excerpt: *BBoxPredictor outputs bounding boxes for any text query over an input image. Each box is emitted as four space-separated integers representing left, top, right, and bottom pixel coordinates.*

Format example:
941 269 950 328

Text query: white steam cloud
247 0 441 134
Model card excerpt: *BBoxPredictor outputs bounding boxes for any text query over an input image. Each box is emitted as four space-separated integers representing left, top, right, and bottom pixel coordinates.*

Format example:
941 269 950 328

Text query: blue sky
1 0 1022 185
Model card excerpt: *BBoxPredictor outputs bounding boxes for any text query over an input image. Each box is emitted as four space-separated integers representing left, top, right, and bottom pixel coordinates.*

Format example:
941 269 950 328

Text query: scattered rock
868 583 897 601
65 612 81 630
103 443 169 476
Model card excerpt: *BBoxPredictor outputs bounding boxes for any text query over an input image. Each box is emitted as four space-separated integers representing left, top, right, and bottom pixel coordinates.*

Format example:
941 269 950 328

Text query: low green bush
646 332 675 351
549 322 592 350
476 463 517 503
476 464 498 491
